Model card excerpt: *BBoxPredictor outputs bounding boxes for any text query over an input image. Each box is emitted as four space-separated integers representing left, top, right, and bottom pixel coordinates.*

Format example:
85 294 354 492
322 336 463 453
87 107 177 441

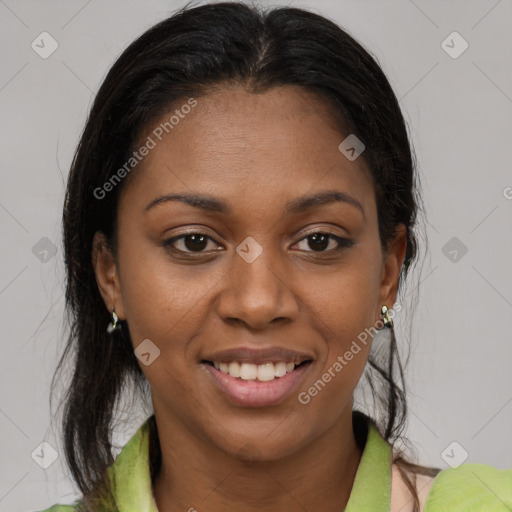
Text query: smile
201 360 313 407
206 360 309 381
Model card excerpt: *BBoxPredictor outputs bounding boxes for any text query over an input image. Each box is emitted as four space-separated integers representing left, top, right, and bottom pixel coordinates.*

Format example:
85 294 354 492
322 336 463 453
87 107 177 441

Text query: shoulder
31 501 81 511
392 461 512 512
391 463 436 512
423 463 512 511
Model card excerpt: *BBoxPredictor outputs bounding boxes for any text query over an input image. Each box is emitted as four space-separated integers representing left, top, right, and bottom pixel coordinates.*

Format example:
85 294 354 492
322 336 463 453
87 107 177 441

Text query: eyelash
162 230 353 256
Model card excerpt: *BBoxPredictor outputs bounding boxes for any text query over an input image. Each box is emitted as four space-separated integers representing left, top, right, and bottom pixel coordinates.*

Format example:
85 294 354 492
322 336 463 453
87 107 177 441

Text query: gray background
1 0 511 510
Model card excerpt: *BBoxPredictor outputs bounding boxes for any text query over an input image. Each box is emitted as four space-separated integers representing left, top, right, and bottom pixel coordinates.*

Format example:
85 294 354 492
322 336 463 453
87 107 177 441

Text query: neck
152 406 364 512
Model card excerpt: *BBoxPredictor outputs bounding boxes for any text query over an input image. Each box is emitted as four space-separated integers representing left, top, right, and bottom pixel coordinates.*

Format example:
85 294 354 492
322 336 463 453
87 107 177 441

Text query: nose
216 243 299 330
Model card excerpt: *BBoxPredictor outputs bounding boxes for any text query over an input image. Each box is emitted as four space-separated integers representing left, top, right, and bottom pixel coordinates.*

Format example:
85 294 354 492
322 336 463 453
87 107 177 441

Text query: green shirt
36 414 512 511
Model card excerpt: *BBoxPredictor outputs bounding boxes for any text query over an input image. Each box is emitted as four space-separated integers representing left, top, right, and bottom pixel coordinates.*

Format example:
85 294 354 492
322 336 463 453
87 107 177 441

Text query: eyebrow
144 190 365 218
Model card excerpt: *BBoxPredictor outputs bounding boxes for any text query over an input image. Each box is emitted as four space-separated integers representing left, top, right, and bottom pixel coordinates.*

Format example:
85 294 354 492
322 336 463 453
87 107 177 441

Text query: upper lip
201 346 314 365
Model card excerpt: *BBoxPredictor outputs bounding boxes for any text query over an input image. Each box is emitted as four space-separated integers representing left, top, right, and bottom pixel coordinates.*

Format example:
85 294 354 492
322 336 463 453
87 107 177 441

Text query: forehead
120 85 375 217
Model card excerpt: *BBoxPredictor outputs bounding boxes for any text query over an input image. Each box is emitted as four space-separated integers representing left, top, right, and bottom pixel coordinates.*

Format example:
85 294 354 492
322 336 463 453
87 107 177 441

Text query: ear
378 223 408 314
92 231 126 320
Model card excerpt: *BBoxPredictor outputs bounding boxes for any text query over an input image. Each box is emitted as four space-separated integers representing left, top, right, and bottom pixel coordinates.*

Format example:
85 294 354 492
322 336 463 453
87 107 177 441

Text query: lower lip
201 362 312 408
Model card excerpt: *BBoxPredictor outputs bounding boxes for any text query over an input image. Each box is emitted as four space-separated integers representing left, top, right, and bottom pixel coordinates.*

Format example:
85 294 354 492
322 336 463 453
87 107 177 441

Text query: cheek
296 246 381 398
115 228 209 349
295 273 376 428
115 239 212 410
303 248 383 338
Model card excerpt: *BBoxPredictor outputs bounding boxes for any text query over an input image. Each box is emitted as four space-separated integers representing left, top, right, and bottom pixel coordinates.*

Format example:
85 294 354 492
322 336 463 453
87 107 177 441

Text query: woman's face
94 85 405 460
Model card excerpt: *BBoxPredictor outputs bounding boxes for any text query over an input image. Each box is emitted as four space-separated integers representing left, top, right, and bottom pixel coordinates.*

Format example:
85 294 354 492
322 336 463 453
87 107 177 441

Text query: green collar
345 414 392 511
108 412 391 511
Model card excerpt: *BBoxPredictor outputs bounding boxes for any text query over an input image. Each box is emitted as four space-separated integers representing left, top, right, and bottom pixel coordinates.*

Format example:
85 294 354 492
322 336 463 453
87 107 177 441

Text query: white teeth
257 363 275 382
211 360 304 380
239 363 258 380
274 362 287 377
228 361 241 378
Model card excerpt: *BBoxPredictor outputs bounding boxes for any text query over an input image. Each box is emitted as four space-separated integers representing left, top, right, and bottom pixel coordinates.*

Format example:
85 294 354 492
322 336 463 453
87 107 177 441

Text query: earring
380 305 393 329
107 307 121 334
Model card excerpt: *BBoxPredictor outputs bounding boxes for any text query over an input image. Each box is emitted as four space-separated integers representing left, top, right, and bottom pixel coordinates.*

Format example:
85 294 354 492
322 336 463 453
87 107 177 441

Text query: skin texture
93 85 407 512
391 466 435 512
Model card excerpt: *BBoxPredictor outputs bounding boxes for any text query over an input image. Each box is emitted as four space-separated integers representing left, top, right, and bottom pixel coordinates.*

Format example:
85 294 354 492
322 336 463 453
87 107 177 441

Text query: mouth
200 359 313 382
200 359 313 407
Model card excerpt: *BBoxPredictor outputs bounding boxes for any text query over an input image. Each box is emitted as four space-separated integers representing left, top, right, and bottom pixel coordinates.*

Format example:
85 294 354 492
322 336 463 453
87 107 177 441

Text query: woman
38 2 512 511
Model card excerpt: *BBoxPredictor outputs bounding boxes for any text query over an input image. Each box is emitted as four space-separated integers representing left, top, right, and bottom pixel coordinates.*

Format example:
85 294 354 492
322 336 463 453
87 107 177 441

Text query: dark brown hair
53 2 440 510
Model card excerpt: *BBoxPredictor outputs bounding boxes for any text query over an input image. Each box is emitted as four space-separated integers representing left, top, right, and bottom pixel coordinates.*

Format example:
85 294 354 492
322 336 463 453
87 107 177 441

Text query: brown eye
182 234 208 252
295 232 353 253
306 233 330 251
163 233 220 253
